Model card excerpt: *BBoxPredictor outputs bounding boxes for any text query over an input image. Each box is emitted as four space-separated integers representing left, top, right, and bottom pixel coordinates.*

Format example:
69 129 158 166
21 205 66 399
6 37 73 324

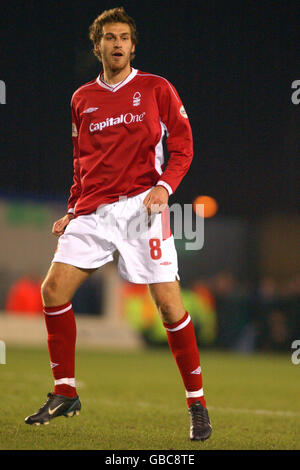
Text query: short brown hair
89 7 138 62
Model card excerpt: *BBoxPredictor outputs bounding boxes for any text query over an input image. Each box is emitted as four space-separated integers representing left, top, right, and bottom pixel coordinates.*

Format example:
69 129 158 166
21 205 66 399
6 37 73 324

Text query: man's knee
151 294 185 323
41 276 61 304
154 299 174 316
41 263 92 306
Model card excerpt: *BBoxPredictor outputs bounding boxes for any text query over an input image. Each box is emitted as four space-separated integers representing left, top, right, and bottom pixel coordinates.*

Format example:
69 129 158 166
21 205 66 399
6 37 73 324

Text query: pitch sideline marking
91 399 300 419
209 406 300 418
135 401 300 418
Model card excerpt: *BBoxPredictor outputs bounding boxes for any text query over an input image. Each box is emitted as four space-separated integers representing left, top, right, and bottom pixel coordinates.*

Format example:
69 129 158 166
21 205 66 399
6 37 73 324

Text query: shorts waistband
96 188 153 214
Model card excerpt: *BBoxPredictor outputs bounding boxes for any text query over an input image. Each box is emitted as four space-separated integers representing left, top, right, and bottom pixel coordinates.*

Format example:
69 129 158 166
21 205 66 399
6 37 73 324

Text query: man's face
96 22 135 71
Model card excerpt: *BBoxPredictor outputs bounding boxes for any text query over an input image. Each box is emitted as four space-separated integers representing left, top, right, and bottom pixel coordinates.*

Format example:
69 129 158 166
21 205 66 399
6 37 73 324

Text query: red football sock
44 302 77 398
163 311 206 408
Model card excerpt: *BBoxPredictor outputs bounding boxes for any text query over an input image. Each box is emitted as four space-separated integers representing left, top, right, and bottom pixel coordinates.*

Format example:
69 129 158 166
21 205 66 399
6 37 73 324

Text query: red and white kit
44 67 208 420
53 68 193 283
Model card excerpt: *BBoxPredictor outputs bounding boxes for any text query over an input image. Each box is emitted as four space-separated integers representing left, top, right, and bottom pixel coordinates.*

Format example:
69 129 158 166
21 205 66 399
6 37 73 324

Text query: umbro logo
50 361 59 369
83 107 99 113
191 366 201 375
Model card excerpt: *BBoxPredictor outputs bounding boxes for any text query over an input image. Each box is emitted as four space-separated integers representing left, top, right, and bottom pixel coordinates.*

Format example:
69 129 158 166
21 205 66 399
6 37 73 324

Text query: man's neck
102 66 132 85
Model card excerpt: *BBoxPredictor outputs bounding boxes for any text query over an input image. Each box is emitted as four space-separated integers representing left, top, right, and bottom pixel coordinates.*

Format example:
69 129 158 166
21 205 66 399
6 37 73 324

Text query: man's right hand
52 213 75 237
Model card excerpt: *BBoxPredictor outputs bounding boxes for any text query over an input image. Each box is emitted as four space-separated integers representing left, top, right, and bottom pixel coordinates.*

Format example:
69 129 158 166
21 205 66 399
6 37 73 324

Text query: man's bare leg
41 262 97 307
25 262 97 425
41 263 96 397
148 280 185 324
148 279 212 441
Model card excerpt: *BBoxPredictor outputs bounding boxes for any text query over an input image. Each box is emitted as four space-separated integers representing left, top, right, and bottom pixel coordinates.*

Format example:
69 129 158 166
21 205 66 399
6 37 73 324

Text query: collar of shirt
97 68 138 92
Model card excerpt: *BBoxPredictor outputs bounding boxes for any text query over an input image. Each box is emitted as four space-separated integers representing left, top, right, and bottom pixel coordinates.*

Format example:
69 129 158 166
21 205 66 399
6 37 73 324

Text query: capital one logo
89 112 146 133
0 80 6 104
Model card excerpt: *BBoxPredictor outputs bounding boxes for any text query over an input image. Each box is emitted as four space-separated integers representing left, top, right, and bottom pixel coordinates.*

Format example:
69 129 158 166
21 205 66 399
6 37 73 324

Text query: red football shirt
68 68 193 216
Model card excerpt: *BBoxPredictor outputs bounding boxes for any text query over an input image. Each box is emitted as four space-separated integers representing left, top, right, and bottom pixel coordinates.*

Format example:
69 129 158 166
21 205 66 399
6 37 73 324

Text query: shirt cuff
156 181 173 196
67 207 75 214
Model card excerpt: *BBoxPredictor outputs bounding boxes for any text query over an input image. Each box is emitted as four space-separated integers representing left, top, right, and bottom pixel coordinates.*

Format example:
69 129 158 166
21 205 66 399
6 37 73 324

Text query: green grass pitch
1 345 300 450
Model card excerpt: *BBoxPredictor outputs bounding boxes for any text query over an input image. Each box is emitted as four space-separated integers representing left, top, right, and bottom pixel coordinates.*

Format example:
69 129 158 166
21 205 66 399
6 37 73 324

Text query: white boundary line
97 399 300 419
209 406 300 418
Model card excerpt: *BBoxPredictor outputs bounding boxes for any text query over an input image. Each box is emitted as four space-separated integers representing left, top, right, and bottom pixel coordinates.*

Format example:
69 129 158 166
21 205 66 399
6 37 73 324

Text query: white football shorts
52 188 180 284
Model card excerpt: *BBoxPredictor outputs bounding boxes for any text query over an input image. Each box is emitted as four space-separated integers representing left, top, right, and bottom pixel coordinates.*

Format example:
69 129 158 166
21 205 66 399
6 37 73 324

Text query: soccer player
25 7 212 441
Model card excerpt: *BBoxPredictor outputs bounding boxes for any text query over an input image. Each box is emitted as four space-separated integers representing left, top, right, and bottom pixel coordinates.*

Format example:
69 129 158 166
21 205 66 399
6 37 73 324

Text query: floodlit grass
1 346 299 450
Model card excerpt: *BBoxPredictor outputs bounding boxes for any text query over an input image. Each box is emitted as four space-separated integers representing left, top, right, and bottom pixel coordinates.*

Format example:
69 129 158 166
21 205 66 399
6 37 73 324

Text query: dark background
0 0 299 217
0 1 299 352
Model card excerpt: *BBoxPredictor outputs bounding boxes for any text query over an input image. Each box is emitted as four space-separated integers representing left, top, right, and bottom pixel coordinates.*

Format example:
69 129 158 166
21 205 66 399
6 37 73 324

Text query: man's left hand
143 185 169 214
